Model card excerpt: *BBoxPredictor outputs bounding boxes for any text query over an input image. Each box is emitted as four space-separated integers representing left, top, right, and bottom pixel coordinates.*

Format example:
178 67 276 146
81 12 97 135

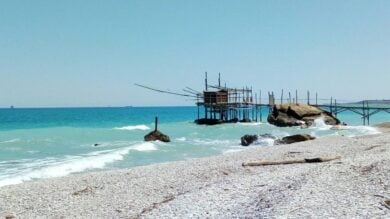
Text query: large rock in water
276 134 315 145
241 135 258 146
268 104 340 127
144 130 170 142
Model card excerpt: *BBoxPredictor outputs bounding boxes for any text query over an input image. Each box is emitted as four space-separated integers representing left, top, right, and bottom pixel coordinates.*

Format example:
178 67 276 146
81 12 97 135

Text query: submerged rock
276 134 315 145
241 135 258 146
268 104 340 127
144 130 170 143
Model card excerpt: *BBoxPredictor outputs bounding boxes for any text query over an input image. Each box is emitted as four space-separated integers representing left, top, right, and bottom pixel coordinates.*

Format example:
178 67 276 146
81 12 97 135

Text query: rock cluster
268 104 340 127
241 134 315 146
275 134 315 145
241 135 258 146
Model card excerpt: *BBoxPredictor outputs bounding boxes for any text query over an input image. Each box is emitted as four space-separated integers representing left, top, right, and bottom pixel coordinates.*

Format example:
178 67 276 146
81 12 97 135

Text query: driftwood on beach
242 156 341 167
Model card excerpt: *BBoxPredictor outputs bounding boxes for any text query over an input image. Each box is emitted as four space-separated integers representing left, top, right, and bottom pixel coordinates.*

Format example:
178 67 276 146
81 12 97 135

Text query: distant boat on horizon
10 105 14 109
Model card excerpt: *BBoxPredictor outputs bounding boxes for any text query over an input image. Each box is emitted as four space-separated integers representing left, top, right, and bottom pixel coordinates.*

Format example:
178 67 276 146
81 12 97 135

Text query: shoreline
1 129 390 218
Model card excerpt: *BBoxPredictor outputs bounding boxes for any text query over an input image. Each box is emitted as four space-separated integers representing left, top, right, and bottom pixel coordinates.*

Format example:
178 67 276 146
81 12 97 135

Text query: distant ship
10 105 14 109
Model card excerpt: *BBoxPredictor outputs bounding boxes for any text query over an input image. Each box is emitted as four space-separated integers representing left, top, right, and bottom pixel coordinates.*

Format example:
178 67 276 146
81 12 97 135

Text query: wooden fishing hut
195 73 260 125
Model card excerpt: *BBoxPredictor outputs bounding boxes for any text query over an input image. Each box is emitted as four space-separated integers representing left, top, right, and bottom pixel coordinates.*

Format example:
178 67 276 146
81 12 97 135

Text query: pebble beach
1 125 390 218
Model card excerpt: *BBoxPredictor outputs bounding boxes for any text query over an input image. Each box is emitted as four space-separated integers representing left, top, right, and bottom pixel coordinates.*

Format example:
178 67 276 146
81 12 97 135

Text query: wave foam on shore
0 142 158 187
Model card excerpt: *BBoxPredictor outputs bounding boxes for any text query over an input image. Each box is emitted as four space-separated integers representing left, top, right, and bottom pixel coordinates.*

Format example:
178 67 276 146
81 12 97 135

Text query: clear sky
0 0 389 107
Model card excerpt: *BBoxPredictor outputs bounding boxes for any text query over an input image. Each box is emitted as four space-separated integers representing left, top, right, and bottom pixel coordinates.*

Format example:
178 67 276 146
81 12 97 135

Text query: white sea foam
310 117 332 130
0 142 158 187
341 126 381 137
0 139 21 144
237 122 262 126
193 139 236 146
114 125 151 131
223 148 244 154
256 138 275 146
309 116 381 137
131 142 157 151
0 147 131 187
271 130 291 138
175 137 187 141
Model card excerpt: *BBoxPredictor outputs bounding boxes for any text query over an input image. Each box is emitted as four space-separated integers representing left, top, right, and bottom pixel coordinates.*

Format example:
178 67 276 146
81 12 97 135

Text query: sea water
0 106 387 187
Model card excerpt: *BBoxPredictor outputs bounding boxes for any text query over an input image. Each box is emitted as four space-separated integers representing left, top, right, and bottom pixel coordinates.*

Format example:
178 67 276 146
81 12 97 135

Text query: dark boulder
276 134 315 145
241 135 258 146
268 104 340 127
144 130 170 142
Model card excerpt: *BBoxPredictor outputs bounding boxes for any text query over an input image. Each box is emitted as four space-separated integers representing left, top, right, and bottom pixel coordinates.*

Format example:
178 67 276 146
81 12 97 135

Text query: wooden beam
242 156 341 167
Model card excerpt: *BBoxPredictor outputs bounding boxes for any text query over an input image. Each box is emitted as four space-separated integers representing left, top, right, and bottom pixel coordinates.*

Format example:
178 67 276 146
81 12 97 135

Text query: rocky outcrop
241 134 277 146
144 130 170 142
276 134 315 145
241 135 258 146
268 104 340 127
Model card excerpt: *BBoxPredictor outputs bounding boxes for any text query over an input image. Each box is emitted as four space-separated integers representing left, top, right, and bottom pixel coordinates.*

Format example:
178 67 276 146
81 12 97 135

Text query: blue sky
0 0 389 107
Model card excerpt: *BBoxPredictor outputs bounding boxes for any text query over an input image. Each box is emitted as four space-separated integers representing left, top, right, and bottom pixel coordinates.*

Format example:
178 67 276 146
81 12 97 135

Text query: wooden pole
330 97 333 114
281 89 284 104
255 93 258 122
363 100 366 125
155 117 158 131
307 90 310 105
272 91 275 106
367 101 370 125
259 90 262 122
218 72 221 88
205 72 208 91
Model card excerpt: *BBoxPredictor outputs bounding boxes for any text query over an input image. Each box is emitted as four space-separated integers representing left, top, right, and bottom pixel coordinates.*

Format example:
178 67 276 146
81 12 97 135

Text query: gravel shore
1 128 390 218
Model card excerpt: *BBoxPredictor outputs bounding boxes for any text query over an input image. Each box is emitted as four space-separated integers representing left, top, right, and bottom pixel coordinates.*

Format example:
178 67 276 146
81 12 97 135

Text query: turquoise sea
0 106 388 187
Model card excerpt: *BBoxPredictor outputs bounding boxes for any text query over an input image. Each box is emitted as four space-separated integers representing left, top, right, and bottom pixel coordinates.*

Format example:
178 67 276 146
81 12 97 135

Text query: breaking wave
309 116 381 136
0 142 158 187
175 137 187 141
237 122 262 126
340 125 381 137
114 125 150 131
310 117 332 130
131 142 157 151
0 139 21 144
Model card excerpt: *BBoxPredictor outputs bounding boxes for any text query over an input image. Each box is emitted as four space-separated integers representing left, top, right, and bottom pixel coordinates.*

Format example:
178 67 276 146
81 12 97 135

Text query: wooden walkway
259 92 390 125
317 102 390 125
